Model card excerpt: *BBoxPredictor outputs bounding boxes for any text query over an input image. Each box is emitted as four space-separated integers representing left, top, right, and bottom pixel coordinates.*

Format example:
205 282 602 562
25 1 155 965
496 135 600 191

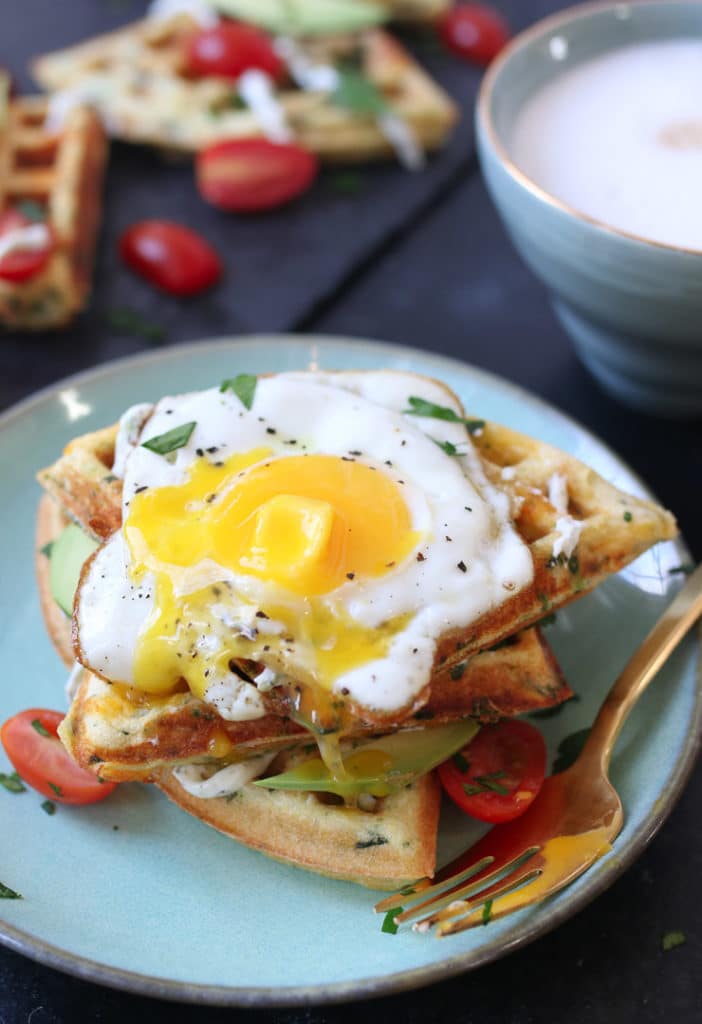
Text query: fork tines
374 846 542 937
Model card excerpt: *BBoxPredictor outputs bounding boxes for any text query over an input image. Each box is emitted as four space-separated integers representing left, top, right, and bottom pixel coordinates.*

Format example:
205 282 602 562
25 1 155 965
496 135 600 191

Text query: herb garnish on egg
220 373 257 409
141 421 197 456
404 396 485 433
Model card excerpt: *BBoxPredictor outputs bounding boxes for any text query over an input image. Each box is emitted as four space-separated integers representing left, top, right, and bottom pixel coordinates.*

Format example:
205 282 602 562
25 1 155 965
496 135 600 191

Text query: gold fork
376 562 702 936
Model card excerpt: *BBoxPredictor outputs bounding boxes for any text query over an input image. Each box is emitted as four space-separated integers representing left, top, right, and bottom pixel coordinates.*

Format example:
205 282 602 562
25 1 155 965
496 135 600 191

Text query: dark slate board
1 0 484 408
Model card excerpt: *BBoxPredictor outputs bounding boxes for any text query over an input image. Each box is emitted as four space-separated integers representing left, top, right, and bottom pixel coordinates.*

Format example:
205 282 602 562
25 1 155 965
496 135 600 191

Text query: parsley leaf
473 771 510 795
41 800 56 816
0 772 26 794
220 374 257 410
142 421 196 457
327 170 364 194
434 439 466 457
553 728 591 773
662 930 686 951
332 67 388 117
31 718 50 737
404 396 485 433
15 198 45 223
106 307 166 344
0 881 22 899
48 782 63 798
381 906 403 935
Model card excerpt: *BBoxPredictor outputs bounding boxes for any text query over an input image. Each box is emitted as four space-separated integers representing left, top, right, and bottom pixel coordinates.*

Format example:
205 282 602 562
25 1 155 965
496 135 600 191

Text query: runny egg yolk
124 450 421 702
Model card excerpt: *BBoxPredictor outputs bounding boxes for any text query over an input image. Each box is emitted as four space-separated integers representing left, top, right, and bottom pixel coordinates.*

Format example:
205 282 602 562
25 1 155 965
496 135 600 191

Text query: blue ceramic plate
0 337 699 1006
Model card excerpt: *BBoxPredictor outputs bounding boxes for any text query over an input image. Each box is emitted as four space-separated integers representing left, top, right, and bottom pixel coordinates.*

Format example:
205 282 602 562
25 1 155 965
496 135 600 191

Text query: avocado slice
255 719 480 798
48 524 99 616
213 0 388 36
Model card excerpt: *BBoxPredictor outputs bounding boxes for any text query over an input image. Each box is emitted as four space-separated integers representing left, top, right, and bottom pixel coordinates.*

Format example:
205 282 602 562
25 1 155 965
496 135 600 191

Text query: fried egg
75 371 533 731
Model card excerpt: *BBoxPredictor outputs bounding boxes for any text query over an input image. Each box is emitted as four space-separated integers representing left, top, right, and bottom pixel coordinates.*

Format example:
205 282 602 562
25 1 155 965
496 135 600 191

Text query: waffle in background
375 0 451 18
0 82 106 330
32 15 457 160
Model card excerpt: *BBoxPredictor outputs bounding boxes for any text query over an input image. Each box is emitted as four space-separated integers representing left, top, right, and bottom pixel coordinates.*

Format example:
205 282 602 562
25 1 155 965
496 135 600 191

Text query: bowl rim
476 0 702 258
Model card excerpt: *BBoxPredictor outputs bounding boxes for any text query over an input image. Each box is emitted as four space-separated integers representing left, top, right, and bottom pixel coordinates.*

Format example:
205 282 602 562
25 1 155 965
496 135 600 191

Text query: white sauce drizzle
238 69 292 143
147 0 218 27
0 223 50 262
548 471 584 559
173 752 275 799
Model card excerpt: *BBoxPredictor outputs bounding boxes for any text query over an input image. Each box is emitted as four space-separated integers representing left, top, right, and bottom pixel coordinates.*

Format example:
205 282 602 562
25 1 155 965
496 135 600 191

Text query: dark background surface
1 1 700 1021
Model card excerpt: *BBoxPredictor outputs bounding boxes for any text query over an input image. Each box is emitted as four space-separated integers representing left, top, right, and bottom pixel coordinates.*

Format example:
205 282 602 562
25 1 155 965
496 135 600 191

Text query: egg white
76 372 533 716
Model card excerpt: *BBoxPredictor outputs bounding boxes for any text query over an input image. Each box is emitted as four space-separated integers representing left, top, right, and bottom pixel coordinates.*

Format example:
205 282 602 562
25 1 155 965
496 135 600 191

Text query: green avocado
213 0 388 36
254 719 480 798
48 524 99 616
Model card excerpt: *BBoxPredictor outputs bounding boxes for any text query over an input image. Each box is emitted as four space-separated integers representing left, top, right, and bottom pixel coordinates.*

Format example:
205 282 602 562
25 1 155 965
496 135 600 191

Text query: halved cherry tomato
438 719 546 823
438 4 510 66
1 709 117 805
197 138 318 213
185 22 284 82
120 220 222 296
0 208 54 283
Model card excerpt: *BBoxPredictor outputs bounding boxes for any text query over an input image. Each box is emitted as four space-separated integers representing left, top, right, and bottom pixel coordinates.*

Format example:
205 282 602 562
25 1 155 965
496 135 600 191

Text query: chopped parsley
381 906 403 935
0 881 22 899
220 373 257 410
40 540 54 558
41 800 56 816
481 899 493 925
355 834 389 849
662 930 686 951
15 198 45 222
106 307 165 343
404 396 485 434
553 728 591 773
327 170 364 194
623 511 633 522
48 781 64 798
669 564 695 576
0 772 26 794
31 718 50 737
452 751 470 773
463 771 510 797
332 67 388 117
141 421 196 456
434 439 466 457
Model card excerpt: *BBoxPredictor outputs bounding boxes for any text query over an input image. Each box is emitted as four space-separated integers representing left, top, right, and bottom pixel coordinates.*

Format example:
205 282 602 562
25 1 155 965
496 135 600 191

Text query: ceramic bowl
475 0 702 418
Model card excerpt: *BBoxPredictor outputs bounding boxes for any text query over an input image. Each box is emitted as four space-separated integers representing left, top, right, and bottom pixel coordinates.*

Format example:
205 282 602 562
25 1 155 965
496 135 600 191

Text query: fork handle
581 562 702 771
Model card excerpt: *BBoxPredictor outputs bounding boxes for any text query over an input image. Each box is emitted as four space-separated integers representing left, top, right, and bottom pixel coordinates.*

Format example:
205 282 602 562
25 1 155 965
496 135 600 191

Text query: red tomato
0 208 54 283
438 4 510 66
1 709 117 805
197 138 318 213
120 220 222 296
185 22 284 82
438 719 546 823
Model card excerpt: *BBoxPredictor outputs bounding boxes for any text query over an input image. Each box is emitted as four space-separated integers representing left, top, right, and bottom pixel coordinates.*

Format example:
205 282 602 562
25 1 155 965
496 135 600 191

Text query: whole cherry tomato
185 22 284 82
1 709 117 804
438 4 510 66
0 207 54 284
438 719 546 823
197 138 318 213
120 220 222 296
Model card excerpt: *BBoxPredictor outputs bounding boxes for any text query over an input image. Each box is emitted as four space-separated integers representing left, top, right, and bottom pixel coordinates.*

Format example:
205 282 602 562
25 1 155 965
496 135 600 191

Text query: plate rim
1 333 700 1008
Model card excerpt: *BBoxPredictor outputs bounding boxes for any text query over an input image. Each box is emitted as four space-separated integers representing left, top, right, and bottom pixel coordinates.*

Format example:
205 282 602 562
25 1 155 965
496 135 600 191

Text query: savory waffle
36 491 570 780
377 0 451 19
32 15 457 161
37 371 677 708
0 88 106 329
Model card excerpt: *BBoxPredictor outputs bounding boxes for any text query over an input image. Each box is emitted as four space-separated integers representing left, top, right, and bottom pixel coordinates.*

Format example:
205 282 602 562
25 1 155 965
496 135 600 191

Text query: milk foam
509 41 702 250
